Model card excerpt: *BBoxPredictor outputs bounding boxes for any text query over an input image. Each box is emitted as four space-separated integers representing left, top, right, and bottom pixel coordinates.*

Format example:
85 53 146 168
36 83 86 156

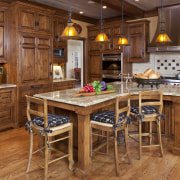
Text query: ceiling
28 0 180 22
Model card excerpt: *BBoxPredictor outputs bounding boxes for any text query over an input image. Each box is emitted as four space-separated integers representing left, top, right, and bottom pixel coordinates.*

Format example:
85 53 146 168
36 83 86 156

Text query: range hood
148 5 180 52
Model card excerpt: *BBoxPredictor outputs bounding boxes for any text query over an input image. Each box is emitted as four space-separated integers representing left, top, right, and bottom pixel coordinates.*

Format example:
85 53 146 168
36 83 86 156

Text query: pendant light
117 0 130 46
61 0 79 39
155 0 171 43
95 0 109 42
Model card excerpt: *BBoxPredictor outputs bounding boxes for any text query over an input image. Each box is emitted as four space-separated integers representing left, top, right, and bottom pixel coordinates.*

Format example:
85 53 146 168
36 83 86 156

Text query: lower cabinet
17 80 75 127
52 80 75 91
18 83 51 127
0 87 17 131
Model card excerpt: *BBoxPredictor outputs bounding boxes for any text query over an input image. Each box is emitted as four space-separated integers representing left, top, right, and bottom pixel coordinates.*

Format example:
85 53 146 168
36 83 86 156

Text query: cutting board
71 89 115 97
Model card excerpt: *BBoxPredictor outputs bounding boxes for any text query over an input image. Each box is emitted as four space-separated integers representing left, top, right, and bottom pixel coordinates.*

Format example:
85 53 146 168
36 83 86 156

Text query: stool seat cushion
131 105 159 114
90 110 128 125
32 113 71 127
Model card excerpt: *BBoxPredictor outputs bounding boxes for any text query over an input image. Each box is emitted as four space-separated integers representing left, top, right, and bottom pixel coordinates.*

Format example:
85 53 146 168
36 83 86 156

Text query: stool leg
26 132 33 173
68 124 74 170
149 121 152 145
157 120 164 157
114 130 119 177
44 134 48 180
139 120 142 160
125 125 131 164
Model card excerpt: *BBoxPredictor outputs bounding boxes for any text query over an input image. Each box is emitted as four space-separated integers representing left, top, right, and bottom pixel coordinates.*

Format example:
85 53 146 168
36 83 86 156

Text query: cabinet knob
35 21 39 26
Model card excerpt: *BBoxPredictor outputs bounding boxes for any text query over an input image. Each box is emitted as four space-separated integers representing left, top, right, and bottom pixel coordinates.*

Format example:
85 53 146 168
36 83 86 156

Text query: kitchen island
34 82 180 173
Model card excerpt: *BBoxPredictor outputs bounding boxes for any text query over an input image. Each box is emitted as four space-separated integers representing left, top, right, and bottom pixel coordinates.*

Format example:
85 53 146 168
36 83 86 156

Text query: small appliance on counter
53 66 64 79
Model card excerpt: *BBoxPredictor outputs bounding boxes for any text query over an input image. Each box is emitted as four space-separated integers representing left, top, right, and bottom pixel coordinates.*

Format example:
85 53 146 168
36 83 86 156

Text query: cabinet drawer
0 91 12 104
0 109 11 124
19 85 35 102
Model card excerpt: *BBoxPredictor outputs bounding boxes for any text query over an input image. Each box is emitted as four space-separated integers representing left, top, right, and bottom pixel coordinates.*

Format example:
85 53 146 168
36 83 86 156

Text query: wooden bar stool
25 95 74 180
130 90 164 160
90 94 132 177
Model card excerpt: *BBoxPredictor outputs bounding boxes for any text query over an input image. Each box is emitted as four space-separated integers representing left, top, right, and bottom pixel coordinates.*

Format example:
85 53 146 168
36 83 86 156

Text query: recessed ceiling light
80 11 84 14
103 5 107 9
135 0 139 2
88 1 95 4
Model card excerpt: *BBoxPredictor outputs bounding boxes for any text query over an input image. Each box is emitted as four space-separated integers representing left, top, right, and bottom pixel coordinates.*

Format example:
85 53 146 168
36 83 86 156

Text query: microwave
53 48 65 57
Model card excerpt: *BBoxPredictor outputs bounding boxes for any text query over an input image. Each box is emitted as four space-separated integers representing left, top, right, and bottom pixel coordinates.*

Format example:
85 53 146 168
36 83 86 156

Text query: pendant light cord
122 0 124 35
161 0 164 32
100 0 103 32
68 0 72 23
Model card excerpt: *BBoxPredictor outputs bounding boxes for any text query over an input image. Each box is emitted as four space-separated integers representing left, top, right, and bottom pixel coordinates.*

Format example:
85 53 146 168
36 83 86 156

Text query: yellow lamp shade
61 24 79 38
95 32 109 42
155 33 172 43
117 36 130 46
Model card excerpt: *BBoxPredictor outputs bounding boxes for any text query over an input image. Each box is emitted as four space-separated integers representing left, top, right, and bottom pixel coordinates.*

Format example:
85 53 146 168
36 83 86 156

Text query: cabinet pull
0 116 6 119
31 85 34 89
55 35 59 39
35 21 39 26
50 62 52 76
1 96 8 99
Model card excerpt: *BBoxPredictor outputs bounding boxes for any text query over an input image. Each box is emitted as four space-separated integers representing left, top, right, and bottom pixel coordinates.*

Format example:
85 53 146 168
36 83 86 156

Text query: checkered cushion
32 113 71 127
90 110 129 125
131 105 159 114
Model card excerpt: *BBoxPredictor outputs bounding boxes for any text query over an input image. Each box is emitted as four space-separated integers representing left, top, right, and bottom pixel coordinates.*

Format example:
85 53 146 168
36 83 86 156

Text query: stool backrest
26 95 48 127
138 90 163 114
115 94 131 124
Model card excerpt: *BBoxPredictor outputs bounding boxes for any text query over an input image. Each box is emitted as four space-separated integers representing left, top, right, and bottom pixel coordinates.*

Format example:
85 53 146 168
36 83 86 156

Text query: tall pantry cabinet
7 1 54 126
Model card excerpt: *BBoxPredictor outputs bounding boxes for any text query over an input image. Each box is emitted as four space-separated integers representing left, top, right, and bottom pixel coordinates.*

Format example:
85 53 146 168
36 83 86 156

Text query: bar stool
25 95 74 180
90 94 132 177
130 90 164 160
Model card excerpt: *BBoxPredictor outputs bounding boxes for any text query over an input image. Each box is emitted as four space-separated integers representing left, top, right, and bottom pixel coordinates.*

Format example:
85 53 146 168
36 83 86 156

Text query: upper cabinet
0 3 8 62
53 16 67 47
7 1 54 85
127 20 150 62
12 1 53 34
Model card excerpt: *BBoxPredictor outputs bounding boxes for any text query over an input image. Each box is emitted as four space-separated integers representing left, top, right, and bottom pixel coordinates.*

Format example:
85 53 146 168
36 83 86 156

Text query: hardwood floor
0 127 180 180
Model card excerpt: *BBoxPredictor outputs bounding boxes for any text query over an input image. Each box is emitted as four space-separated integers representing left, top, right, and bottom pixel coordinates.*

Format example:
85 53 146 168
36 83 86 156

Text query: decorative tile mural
133 52 180 76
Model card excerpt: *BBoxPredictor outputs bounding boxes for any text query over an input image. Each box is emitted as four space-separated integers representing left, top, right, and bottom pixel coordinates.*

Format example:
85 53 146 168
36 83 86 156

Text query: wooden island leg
77 114 90 173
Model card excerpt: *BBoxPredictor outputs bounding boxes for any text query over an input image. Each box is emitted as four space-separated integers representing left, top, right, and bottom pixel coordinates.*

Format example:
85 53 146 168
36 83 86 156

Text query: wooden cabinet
127 20 150 62
7 1 54 85
18 33 52 84
0 3 8 62
18 4 52 34
18 83 51 126
53 16 67 63
52 80 75 91
0 87 17 130
87 21 131 83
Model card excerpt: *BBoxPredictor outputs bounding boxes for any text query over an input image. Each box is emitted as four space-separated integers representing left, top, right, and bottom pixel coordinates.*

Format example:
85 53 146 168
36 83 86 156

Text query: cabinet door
53 18 66 45
19 34 36 83
0 7 7 60
36 36 51 81
19 8 36 31
37 13 52 33
128 21 149 62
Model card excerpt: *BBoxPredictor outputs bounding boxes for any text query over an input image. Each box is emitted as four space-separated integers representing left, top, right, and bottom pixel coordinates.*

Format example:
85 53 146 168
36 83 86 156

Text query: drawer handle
0 116 6 118
1 96 9 99
31 85 34 88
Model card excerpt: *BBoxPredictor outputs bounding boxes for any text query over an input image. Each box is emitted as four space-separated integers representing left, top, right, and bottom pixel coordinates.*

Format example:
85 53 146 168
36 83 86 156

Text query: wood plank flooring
0 128 180 180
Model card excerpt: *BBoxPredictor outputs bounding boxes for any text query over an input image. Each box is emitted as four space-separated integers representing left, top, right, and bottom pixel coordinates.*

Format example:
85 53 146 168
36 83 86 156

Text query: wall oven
102 53 123 82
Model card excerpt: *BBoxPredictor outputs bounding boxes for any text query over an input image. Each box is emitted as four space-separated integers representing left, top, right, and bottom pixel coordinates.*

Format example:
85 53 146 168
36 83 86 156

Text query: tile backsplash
133 52 180 76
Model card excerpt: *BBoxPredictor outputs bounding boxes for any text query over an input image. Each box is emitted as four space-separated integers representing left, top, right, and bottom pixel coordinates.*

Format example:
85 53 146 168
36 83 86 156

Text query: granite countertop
53 78 76 83
0 84 16 89
34 82 180 107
